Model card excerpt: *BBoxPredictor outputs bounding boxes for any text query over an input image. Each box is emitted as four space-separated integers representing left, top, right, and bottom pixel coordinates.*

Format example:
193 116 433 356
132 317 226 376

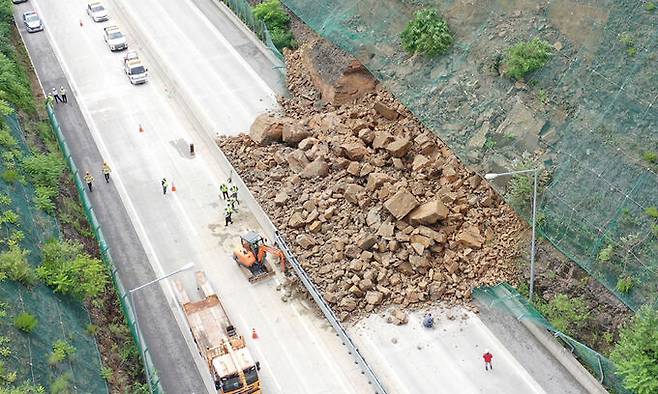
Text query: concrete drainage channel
106 0 388 392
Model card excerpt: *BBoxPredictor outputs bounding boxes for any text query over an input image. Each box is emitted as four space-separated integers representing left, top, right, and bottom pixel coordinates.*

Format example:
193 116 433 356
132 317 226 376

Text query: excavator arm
256 245 287 273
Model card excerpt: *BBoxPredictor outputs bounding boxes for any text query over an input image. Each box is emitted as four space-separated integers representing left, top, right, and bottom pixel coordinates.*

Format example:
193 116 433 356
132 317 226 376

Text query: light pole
127 262 195 391
485 168 540 302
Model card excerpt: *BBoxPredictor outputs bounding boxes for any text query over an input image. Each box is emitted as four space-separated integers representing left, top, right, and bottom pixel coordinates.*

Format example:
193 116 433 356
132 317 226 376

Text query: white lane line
237 315 283 393
31 3 216 393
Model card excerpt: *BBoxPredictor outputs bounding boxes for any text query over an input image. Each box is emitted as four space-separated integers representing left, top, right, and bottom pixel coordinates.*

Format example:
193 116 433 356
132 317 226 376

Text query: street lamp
127 262 195 391
485 169 540 302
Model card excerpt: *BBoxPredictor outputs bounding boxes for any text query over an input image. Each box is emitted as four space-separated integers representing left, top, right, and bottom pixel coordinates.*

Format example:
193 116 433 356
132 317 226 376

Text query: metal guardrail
46 104 163 393
272 231 388 394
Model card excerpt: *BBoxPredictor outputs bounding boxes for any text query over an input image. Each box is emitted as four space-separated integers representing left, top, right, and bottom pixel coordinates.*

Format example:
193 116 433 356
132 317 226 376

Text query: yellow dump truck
174 271 261 393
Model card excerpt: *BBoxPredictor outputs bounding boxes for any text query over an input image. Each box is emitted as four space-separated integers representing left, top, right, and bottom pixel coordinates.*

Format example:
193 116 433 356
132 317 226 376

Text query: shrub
538 294 589 334
401 9 453 58
645 206 658 219
48 340 76 366
0 244 36 285
598 244 614 262
253 0 296 50
652 223 658 238
100 366 113 381
13 312 38 333
503 38 552 80
618 32 634 47
506 172 533 209
85 323 98 336
1 168 21 184
647 1 657 12
643 151 657 163
0 209 19 225
50 373 72 394
21 153 65 190
34 186 56 213
0 192 11 205
36 239 107 300
610 305 658 394
0 382 45 393
0 128 17 149
616 276 634 294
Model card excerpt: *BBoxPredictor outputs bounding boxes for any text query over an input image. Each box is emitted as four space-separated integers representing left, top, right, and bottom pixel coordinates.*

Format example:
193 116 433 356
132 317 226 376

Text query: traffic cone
171 183 177 192
139 124 144 133
251 328 258 339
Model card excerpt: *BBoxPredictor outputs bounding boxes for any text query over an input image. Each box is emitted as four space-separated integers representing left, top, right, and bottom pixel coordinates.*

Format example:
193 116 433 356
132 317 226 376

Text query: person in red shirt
483 350 493 371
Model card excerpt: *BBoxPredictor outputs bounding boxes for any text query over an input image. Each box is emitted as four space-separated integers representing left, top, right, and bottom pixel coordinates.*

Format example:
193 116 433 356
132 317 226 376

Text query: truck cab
123 51 148 84
103 25 127 51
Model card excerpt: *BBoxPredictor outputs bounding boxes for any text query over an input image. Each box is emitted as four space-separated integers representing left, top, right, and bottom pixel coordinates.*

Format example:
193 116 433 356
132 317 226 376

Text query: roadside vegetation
0 0 146 391
400 9 454 58
610 305 658 394
252 0 296 51
503 38 552 80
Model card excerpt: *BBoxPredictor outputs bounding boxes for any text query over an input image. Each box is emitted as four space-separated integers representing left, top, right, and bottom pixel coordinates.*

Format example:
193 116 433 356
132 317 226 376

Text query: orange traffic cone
252 328 258 339
139 124 144 133
171 183 177 192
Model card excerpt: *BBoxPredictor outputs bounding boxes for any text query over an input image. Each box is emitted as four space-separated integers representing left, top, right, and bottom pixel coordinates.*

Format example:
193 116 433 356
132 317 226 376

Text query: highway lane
20 0 371 392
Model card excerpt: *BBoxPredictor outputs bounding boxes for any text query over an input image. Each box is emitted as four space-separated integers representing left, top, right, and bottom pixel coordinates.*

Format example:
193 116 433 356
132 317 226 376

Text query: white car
87 2 109 22
22 11 43 33
123 51 148 85
103 26 127 51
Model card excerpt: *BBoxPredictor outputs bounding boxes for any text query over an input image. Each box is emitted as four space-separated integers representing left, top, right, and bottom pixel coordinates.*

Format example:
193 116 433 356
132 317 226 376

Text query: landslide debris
217 42 523 322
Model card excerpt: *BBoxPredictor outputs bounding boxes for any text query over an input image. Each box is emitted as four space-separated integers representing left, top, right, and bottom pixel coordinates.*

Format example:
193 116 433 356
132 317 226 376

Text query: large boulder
249 114 288 145
365 291 384 305
455 225 485 249
373 101 400 120
344 184 365 205
300 158 329 178
341 141 369 161
384 188 419 220
366 172 393 191
282 121 312 144
408 200 449 225
286 150 310 172
386 138 412 158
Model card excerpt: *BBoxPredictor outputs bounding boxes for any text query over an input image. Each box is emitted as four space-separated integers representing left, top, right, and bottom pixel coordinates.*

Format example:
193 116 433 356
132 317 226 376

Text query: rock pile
217 45 523 322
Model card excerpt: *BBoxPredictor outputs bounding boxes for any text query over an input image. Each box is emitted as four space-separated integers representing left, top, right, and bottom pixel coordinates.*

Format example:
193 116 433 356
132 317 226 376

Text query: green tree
253 0 296 50
36 239 107 300
503 38 552 80
400 9 453 58
610 305 658 394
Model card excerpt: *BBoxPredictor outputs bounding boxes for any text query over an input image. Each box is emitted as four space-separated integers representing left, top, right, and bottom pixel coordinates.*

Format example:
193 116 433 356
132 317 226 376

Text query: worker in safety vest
102 162 111 183
220 183 229 199
161 178 169 195
229 184 239 203
224 205 233 227
84 172 94 192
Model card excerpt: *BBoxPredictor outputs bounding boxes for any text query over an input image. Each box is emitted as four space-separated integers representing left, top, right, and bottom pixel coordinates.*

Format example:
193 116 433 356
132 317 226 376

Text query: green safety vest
220 184 228 192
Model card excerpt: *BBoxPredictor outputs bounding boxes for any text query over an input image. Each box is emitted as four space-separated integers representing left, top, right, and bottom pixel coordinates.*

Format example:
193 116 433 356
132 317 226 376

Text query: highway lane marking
237 315 284 393
35 1 371 391
30 3 217 392
351 329 412 394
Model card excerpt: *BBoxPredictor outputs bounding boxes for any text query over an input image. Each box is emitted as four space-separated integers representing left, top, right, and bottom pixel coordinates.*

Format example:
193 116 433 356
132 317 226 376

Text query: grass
400 8 453 58
642 151 657 164
616 276 634 294
645 206 658 219
503 38 552 80
13 312 38 333
48 340 76 366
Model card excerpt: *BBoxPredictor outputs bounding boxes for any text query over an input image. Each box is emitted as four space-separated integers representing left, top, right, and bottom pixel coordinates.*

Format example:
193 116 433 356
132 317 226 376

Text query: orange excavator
233 231 286 283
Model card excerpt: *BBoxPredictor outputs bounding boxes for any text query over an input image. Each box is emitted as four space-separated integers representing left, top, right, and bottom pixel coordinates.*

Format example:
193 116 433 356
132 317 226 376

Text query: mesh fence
279 0 658 310
473 283 630 394
220 0 284 60
0 114 107 392
45 105 163 393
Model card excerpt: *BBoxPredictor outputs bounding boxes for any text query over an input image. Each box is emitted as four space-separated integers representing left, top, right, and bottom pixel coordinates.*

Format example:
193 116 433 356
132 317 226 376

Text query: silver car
22 11 43 33
87 2 109 22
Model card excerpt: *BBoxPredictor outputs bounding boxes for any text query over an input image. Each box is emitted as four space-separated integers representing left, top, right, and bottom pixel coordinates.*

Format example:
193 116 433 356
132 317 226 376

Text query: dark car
22 11 43 33
12 0 29 4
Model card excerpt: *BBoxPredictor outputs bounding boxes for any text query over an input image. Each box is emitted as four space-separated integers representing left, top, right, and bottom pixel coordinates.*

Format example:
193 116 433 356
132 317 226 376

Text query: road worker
220 183 229 199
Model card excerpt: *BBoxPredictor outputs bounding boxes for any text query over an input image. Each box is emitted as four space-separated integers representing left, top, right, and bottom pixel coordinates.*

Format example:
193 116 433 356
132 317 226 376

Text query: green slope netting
474 284 630 394
0 114 107 392
280 0 658 310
